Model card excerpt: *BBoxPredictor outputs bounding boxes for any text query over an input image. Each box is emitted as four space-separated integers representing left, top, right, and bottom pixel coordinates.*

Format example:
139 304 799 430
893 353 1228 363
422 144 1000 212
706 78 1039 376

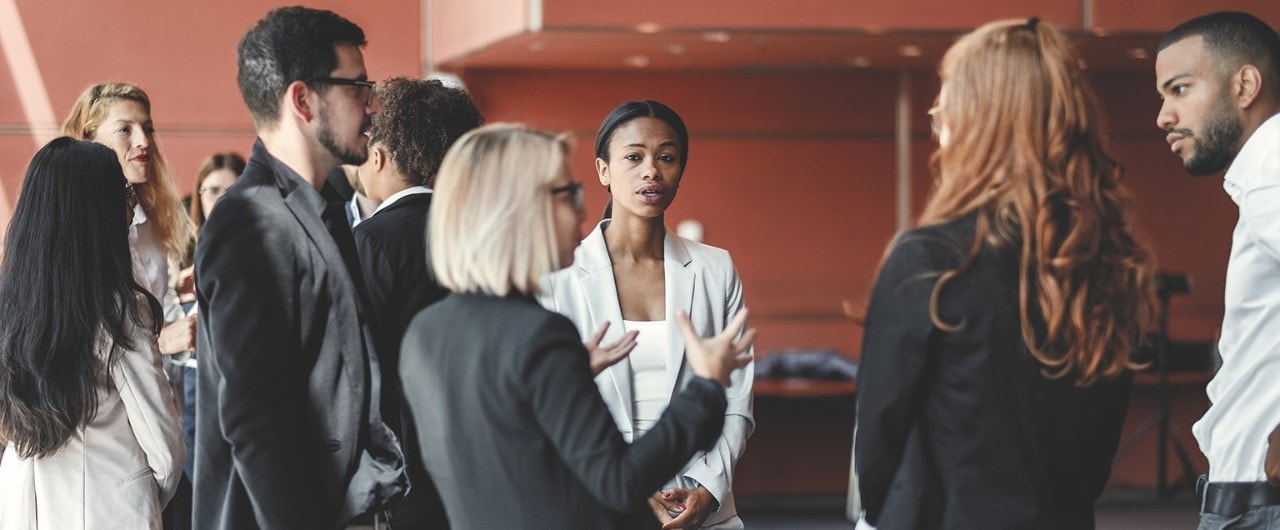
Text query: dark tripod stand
1113 272 1199 498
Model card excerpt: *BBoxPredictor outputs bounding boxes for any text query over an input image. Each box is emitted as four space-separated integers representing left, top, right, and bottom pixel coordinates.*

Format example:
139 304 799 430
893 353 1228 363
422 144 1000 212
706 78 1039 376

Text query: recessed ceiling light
625 54 651 68
1093 27 1111 37
527 41 546 53
667 43 687 55
1127 48 1149 59
702 31 731 43
636 23 662 34
899 45 922 57
846 56 871 68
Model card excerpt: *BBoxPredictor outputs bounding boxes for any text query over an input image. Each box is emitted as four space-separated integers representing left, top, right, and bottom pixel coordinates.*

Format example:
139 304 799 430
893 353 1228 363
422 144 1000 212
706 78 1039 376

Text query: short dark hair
369 78 484 187
1160 11 1280 97
236 6 366 128
593 100 689 171
0 138 160 459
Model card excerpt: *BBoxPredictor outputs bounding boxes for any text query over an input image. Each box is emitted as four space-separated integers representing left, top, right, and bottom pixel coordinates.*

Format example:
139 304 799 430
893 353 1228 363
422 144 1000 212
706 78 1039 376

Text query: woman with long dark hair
0 138 185 528
854 19 1157 529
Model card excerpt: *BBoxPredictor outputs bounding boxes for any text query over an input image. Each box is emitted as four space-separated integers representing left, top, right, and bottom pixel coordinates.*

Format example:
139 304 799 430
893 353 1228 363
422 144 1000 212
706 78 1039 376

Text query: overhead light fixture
1127 48 1149 59
898 45 922 57
527 41 546 53
847 56 871 68
625 54 651 68
702 31 731 43
667 43 687 55
1093 27 1111 37
636 22 662 34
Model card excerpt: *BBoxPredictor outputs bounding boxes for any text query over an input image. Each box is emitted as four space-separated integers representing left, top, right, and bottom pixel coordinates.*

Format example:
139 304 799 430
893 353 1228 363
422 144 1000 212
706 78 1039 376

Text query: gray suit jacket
540 220 754 528
194 141 402 530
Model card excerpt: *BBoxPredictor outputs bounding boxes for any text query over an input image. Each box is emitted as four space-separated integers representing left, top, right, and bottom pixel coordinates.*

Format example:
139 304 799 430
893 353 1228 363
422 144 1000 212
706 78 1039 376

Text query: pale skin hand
657 486 716 530
677 309 755 387
157 314 197 355
1266 422 1280 486
176 266 196 303
585 321 639 376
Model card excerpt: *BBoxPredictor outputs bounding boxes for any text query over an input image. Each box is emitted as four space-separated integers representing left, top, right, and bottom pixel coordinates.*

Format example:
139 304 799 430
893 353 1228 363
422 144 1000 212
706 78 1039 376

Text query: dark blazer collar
375 190 432 215
251 139 328 218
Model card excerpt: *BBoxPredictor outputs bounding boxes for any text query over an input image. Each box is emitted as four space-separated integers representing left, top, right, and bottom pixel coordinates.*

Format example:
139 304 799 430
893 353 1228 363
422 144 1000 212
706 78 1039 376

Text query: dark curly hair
369 77 484 186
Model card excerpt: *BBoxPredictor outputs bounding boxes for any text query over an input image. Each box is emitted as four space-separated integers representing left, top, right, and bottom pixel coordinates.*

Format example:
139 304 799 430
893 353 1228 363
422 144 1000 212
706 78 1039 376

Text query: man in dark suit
194 7 404 529
352 77 483 529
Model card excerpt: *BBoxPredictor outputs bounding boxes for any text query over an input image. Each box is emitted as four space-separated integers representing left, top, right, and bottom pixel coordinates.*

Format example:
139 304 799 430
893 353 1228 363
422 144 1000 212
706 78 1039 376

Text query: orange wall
0 0 422 232
542 0 1080 31
464 69 909 356
464 67 1234 360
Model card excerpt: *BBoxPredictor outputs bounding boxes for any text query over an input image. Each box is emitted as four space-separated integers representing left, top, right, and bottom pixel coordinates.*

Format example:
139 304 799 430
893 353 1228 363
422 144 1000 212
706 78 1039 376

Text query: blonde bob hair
919 19 1156 386
430 123 571 297
61 82 194 260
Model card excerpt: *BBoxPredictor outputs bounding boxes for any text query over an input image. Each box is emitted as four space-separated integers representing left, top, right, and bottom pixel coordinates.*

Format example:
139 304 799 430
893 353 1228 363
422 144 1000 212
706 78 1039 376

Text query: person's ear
595 157 610 190
285 80 315 123
1234 64 1263 110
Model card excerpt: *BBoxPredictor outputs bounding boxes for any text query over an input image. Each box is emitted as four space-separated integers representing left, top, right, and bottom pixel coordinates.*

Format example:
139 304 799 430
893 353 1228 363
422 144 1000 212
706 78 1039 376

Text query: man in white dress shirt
1155 11 1280 528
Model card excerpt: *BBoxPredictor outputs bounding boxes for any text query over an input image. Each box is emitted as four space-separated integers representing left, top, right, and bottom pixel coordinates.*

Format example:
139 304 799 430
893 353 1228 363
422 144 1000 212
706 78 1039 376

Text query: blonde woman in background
61 82 197 358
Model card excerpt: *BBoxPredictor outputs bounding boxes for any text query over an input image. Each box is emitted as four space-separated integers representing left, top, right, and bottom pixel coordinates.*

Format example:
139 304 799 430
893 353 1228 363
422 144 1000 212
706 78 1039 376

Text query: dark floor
738 488 1199 529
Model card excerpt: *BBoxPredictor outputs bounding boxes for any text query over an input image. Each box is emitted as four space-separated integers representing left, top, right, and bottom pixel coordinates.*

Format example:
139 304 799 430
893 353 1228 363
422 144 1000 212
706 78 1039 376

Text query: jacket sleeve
112 303 186 507
196 197 319 529
682 260 753 507
854 233 940 525
522 316 728 513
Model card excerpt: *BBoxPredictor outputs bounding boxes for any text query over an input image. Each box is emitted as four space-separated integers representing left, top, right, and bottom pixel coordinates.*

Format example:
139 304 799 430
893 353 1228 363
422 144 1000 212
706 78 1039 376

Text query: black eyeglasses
307 76 376 106
551 182 584 212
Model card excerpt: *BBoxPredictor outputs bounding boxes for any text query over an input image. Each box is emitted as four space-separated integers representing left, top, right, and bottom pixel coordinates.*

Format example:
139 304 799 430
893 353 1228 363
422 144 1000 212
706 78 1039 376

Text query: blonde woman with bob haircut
61 82 197 358
399 123 756 529
854 19 1157 530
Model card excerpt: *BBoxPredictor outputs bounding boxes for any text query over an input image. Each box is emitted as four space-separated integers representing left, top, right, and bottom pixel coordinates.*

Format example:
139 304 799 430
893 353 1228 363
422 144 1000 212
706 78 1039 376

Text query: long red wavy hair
921 19 1157 386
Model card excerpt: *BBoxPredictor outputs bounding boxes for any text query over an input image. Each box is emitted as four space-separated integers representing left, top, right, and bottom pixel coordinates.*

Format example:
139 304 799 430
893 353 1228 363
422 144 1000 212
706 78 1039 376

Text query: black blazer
353 192 449 528
399 293 728 530
353 192 447 421
194 141 402 530
855 214 1131 530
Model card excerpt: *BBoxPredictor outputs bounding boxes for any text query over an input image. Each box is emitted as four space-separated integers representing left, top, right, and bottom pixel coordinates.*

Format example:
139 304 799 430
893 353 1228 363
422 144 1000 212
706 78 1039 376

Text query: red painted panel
430 0 528 66
542 0 1081 31
0 0 422 225
1094 0 1280 33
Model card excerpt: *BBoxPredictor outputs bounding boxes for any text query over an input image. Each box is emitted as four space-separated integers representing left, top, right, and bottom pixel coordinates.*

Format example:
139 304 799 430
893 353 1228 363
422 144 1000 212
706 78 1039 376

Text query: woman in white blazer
0 138 185 530
542 100 753 529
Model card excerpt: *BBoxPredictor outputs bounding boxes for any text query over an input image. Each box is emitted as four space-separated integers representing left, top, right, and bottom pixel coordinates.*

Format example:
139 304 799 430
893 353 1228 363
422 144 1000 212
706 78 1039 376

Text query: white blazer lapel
577 222 634 429
663 233 696 398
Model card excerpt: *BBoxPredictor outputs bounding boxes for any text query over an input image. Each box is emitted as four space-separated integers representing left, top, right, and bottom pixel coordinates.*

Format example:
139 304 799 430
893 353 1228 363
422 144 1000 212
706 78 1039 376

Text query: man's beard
1184 95 1244 176
316 106 368 166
